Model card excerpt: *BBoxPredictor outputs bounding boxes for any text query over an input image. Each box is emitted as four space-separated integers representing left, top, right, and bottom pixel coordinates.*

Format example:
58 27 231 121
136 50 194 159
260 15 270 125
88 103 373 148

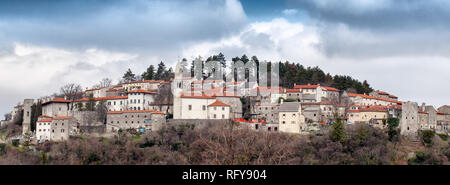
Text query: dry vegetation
0 122 449 165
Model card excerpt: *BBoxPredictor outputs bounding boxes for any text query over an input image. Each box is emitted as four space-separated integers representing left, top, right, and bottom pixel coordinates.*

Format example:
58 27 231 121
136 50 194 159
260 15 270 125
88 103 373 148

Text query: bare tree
155 84 173 114
95 100 108 124
60 83 83 100
93 78 113 88
4 113 12 121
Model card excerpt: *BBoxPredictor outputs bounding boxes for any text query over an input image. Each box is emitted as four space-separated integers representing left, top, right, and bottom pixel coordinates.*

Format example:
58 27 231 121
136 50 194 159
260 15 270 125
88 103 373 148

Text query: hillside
0 122 448 165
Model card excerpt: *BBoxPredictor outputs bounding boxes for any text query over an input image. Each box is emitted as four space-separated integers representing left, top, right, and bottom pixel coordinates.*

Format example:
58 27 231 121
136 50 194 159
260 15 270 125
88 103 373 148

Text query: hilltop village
1 61 449 144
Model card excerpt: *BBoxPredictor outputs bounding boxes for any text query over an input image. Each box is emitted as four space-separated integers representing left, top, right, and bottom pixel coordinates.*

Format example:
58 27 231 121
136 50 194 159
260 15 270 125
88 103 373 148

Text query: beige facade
42 98 71 117
278 102 305 134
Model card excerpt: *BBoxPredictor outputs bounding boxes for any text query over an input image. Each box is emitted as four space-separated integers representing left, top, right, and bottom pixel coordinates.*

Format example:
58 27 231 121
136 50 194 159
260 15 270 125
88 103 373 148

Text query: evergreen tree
217 52 226 68
142 65 155 80
155 61 166 80
330 113 347 144
122 68 136 82
241 54 249 64
387 118 400 142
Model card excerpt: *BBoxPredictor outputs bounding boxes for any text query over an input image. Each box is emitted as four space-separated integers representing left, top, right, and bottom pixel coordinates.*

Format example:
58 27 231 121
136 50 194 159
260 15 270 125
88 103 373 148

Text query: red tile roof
347 93 401 104
286 89 301 93
208 100 230 107
42 98 71 105
37 119 52 122
294 84 339 92
232 118 266 125
106 88 120 92
86 88 103 91
418 111 428 114
389 94 398 98
376 90 389 95
293 84 319 89
127 89 157 94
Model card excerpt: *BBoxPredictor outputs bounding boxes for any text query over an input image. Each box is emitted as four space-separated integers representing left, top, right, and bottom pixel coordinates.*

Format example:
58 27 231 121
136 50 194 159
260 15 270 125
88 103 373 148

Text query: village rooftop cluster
1 61 449 143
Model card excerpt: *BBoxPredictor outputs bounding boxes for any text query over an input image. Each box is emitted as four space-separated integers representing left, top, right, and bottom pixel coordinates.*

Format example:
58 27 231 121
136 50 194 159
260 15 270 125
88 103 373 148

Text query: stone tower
172 61 183 119
400 101 419 139
22 99 34 135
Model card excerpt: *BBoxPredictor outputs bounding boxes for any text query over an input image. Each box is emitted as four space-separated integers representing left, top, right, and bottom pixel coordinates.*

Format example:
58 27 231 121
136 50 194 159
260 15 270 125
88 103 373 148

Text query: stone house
106 110 166 133
278 102 306 134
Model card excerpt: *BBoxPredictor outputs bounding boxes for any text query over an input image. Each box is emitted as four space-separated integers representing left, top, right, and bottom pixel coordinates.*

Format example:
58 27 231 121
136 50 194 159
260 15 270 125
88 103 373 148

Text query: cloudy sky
1 0 449 116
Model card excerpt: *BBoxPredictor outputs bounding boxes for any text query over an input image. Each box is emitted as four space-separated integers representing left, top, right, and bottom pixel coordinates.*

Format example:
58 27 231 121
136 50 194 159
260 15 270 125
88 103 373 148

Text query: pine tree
122 68 136 82
155 61 166 80
142 65 155 80
330 113 347 144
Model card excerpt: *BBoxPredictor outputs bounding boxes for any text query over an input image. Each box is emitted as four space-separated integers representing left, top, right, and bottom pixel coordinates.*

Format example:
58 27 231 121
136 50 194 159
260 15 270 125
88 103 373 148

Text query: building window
203 105 206 111
222 114 225 119
214 114 216 118
282 121 285 124
214 107 217 110
188 105 192 110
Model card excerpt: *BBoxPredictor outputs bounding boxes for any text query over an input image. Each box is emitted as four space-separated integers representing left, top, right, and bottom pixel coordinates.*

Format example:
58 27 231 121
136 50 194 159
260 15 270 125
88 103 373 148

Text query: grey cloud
289 0 450 30
286 0 450 59
0 0 247 55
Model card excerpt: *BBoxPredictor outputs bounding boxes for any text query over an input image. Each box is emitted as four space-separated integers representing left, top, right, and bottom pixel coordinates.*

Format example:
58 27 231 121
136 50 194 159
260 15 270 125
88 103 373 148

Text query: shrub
11 139 20 147
0 143 6 155
421 130 435 146
437 133 448 141
408 151 443 165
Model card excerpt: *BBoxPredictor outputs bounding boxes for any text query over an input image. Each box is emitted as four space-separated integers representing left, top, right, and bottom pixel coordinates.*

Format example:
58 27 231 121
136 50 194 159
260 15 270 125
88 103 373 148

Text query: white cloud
0 43 139 114
282 9 298 15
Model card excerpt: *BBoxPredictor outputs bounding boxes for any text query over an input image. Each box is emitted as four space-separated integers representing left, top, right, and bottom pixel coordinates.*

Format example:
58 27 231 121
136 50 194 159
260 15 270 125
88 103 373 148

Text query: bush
421 130 435 146
0 143 6 155
11 139 20 147
437 133 448 141
408 151 443 165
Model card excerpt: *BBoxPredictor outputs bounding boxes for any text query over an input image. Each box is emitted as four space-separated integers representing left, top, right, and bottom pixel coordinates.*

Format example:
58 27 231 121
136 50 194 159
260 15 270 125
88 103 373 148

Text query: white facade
127 90 156 111
208 102 231 119
36 120 52 141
